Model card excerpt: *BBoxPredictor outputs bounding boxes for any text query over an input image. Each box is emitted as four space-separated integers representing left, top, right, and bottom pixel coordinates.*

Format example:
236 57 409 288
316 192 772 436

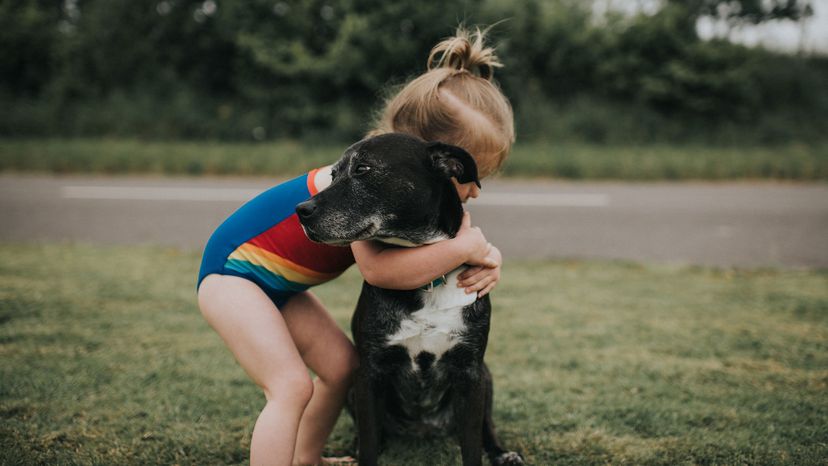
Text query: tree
221 0 484 138
668 0 813 25
0 0 62 97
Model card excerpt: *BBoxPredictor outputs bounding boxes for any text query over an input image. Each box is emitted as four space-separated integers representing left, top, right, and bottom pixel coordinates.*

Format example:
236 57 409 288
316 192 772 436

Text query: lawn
1 138 826 180
1 243 826 465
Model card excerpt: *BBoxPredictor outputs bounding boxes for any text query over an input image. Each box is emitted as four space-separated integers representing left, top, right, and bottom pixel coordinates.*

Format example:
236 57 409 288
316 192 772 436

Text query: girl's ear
427 142 481 187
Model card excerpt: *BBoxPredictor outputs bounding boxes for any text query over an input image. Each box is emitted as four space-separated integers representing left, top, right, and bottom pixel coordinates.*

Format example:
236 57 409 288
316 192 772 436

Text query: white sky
595 0 828 53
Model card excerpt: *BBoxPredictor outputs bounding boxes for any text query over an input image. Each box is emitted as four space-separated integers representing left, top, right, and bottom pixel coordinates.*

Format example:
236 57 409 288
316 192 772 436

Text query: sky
595 0 828 53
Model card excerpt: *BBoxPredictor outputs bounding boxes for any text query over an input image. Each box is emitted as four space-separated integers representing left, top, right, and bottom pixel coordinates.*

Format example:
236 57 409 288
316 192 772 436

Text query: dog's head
296 133 480 246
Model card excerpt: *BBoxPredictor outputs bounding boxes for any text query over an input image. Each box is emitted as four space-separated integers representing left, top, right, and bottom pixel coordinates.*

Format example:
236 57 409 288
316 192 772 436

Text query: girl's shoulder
310 165 333 194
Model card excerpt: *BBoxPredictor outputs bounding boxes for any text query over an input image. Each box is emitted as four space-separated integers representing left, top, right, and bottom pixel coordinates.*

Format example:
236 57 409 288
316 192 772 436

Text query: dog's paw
492 451 524 466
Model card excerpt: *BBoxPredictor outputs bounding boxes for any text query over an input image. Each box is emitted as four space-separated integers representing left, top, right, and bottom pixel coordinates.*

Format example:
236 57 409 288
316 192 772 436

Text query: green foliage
596 5 738 113
0 0 826 143
1 243 827 464
2 138 826 180
222 0 484 138
0 0 62 97
675 0 814 24
489 0 828 143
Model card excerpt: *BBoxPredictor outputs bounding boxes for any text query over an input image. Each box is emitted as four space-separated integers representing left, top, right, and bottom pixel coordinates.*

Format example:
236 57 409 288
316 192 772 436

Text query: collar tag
421 274 448 292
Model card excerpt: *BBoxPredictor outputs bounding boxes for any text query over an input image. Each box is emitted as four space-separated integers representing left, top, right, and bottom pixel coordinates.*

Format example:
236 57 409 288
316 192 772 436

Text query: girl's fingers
478 282 496 298
458 266 483 282
465 275 495 294
458 268 489 287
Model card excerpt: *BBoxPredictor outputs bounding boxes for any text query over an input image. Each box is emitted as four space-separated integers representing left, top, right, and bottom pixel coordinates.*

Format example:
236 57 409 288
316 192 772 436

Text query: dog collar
420 274 448 292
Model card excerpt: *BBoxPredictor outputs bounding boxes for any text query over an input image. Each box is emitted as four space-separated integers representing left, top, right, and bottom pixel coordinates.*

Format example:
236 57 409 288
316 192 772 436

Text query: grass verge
0 243 826 464
1 138 826 180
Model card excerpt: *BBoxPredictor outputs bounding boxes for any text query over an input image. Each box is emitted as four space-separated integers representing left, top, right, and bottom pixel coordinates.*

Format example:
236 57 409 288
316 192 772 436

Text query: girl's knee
322 342 360 387
262 367 315 407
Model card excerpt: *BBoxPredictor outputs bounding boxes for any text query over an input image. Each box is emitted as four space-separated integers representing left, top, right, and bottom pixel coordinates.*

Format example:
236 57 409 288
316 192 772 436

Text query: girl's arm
351 212 496 290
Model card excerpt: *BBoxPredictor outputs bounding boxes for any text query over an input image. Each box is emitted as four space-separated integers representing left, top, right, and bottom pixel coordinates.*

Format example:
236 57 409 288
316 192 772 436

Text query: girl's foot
320 456 357 465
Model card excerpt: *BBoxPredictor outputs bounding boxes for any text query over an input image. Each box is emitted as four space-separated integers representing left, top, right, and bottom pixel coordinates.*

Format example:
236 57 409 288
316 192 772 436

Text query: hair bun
427 27 502 81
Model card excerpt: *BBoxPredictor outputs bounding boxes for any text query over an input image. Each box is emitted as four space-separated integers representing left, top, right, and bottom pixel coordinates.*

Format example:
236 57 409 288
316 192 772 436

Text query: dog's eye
353 164 371 175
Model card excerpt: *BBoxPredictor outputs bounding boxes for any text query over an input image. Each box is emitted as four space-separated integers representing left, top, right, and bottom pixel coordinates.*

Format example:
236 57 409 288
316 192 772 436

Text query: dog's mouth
301 221 379 246
299 224 321 243
356 221 380 240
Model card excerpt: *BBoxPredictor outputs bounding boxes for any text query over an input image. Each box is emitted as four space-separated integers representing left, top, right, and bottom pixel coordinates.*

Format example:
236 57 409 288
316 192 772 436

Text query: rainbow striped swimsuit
197 168 355 307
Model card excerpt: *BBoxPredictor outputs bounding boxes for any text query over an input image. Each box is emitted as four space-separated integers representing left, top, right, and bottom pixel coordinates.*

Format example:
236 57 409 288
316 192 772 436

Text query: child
197 27 514 465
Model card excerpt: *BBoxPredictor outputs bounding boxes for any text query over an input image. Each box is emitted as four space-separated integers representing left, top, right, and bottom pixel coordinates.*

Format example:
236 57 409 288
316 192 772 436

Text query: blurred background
2 0 826 147
2 2 828 464
2 0 827 262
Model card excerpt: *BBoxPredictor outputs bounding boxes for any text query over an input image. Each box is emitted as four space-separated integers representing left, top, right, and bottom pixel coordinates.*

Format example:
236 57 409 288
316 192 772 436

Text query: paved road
1 174 826 268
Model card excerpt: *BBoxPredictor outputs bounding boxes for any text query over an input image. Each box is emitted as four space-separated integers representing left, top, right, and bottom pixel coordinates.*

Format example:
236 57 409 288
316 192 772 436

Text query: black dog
296 133 523 466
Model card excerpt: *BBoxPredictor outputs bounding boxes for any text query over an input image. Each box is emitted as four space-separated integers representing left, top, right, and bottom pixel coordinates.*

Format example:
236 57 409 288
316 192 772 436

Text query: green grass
1 138 827 180
1 243 827 465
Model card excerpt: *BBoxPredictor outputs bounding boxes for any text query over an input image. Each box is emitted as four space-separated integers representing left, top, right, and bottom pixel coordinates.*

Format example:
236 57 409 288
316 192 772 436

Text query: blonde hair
369 27 515 178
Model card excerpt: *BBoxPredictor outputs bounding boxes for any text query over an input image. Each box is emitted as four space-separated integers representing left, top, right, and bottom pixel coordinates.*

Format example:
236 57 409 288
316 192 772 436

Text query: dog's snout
296 200 317 220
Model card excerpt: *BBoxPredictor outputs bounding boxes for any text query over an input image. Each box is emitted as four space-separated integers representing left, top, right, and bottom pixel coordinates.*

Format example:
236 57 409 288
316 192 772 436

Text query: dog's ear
427 142 481 188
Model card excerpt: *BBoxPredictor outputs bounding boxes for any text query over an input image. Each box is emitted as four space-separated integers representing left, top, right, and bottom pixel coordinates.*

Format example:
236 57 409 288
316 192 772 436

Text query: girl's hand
458 245 502 298
455 212 497 268
351 212 497 291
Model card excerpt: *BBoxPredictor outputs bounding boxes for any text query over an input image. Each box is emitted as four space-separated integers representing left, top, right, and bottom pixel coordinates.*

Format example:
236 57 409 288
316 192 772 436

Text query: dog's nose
295 200 317 220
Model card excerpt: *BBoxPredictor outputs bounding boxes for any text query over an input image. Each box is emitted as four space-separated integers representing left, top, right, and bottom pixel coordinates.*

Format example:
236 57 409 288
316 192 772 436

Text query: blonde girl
197 27 514 465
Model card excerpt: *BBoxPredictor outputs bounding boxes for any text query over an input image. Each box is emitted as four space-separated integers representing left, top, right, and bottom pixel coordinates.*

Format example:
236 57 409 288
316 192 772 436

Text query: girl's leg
198 275 314 466
280 291 360 465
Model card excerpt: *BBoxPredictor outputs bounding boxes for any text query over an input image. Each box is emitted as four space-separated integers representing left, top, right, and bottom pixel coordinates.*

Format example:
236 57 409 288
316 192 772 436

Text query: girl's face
452 178 481 203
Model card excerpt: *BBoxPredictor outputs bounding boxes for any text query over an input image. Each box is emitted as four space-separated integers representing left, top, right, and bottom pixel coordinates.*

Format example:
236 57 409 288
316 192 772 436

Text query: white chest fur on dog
386 268 477 368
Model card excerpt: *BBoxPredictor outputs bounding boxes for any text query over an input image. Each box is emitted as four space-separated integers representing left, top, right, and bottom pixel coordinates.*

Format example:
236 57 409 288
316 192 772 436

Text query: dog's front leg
482 364 524 465
455 372 486 466
355 370 383 466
